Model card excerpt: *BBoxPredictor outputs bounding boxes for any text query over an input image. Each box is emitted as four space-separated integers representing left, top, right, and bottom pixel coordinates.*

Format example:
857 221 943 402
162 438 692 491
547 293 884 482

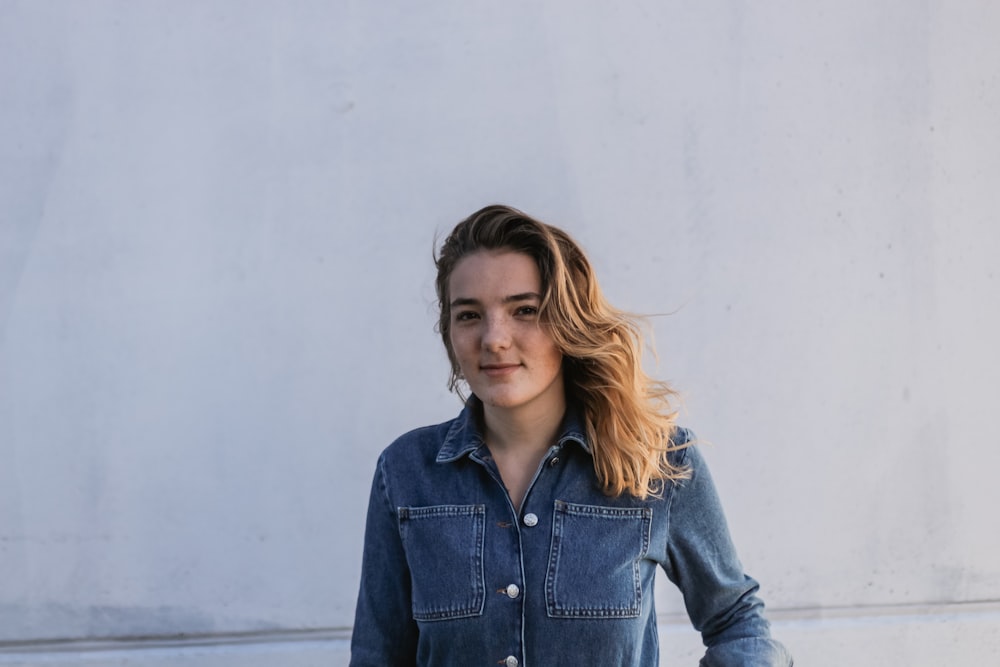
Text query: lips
480 363 520 377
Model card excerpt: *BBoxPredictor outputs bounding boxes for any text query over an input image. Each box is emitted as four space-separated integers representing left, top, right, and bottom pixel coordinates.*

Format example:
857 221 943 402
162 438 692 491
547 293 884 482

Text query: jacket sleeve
349 454 419 667
661 442 793 667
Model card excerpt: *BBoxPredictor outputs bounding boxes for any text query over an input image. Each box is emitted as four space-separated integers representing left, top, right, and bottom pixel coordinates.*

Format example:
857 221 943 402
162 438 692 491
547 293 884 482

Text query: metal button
505 656 519 667
549 456 560 467
505 583 520 599
523 513 538 527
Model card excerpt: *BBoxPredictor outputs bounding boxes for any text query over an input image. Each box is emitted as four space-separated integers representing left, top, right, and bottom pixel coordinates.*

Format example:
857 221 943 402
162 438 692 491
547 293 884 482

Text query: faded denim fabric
350 399 793 667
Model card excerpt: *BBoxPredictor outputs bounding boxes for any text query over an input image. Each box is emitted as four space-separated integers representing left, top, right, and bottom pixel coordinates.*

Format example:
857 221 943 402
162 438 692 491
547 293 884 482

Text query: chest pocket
397 504 486 621
545 500 652 619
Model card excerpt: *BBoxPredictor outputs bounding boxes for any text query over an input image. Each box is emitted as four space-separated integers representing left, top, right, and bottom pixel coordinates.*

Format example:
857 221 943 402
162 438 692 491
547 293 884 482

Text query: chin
477 391 522 409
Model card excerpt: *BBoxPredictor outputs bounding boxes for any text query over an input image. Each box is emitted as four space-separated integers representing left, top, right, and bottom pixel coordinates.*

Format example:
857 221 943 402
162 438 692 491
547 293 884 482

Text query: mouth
480 363 520 377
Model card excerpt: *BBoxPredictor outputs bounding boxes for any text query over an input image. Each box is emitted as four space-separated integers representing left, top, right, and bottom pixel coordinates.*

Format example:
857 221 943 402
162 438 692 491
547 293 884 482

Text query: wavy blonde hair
435 205 689 498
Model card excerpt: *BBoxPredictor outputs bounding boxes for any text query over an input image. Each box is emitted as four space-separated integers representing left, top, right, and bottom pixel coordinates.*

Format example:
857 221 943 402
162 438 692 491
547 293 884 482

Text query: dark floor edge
4 600 1000 654
0 628 352 654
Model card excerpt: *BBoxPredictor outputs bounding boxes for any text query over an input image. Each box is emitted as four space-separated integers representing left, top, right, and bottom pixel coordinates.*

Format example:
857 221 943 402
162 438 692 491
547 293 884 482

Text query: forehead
448 250 541 298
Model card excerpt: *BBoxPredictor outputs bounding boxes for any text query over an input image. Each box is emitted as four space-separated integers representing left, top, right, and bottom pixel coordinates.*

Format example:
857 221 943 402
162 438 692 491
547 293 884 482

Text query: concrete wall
2 1 998 664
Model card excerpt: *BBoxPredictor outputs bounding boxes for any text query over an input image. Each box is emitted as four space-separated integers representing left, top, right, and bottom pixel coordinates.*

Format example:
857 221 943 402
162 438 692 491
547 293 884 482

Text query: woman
350 205 792 666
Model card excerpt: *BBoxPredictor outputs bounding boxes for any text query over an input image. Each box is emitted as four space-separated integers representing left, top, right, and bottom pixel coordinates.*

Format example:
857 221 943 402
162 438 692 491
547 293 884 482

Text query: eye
515 305 539 317
454 310 480 322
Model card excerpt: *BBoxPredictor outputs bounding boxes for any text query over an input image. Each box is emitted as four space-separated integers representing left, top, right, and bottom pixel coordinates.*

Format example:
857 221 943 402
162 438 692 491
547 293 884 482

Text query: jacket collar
436 395 590 463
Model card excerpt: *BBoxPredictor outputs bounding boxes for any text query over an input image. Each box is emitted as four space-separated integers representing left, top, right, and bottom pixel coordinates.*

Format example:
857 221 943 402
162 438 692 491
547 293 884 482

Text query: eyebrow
450 292 542 308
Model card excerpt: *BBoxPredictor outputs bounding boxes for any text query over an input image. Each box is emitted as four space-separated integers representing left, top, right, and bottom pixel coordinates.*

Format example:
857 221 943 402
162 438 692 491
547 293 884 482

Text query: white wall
2 1 998 665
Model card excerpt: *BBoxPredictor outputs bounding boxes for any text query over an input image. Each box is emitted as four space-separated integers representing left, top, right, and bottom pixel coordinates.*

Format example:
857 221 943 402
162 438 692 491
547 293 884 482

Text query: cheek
531 333 563 369
449 329 475 361
547 349 564 372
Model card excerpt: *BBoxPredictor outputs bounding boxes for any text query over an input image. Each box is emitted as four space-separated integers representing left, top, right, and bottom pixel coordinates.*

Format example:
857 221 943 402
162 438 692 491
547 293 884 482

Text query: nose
482 314 512 351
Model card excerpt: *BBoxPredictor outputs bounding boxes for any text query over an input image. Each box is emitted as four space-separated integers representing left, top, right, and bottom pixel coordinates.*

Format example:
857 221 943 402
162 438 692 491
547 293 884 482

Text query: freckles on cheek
449 331 470 364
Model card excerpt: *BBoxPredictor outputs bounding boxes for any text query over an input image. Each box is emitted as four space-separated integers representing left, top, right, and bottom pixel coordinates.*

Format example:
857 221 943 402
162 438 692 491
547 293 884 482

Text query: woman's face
448 250 564 417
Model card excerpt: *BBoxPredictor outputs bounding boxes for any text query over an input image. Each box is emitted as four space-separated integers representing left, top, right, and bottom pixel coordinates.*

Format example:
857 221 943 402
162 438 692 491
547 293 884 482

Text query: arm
662 443 793 667
349 455 418 667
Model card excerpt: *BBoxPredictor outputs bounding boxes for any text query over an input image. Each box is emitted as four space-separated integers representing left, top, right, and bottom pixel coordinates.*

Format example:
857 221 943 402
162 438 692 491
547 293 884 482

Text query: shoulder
666 425 698 467
672 425 696 448
662 425 719 496
371 411 480 507
378 412 470 471
382 419 452 458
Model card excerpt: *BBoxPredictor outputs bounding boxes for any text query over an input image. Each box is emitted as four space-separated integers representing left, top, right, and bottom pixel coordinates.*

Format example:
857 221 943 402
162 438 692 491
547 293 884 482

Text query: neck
481 394 567 455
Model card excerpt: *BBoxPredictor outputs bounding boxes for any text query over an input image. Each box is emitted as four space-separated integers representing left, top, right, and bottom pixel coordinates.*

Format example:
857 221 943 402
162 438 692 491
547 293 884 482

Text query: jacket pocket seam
545 501 652 619
398 504 486 622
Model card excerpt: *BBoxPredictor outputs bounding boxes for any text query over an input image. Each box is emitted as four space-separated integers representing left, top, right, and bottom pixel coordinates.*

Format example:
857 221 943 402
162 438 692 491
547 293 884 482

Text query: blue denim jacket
350 399 792 666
